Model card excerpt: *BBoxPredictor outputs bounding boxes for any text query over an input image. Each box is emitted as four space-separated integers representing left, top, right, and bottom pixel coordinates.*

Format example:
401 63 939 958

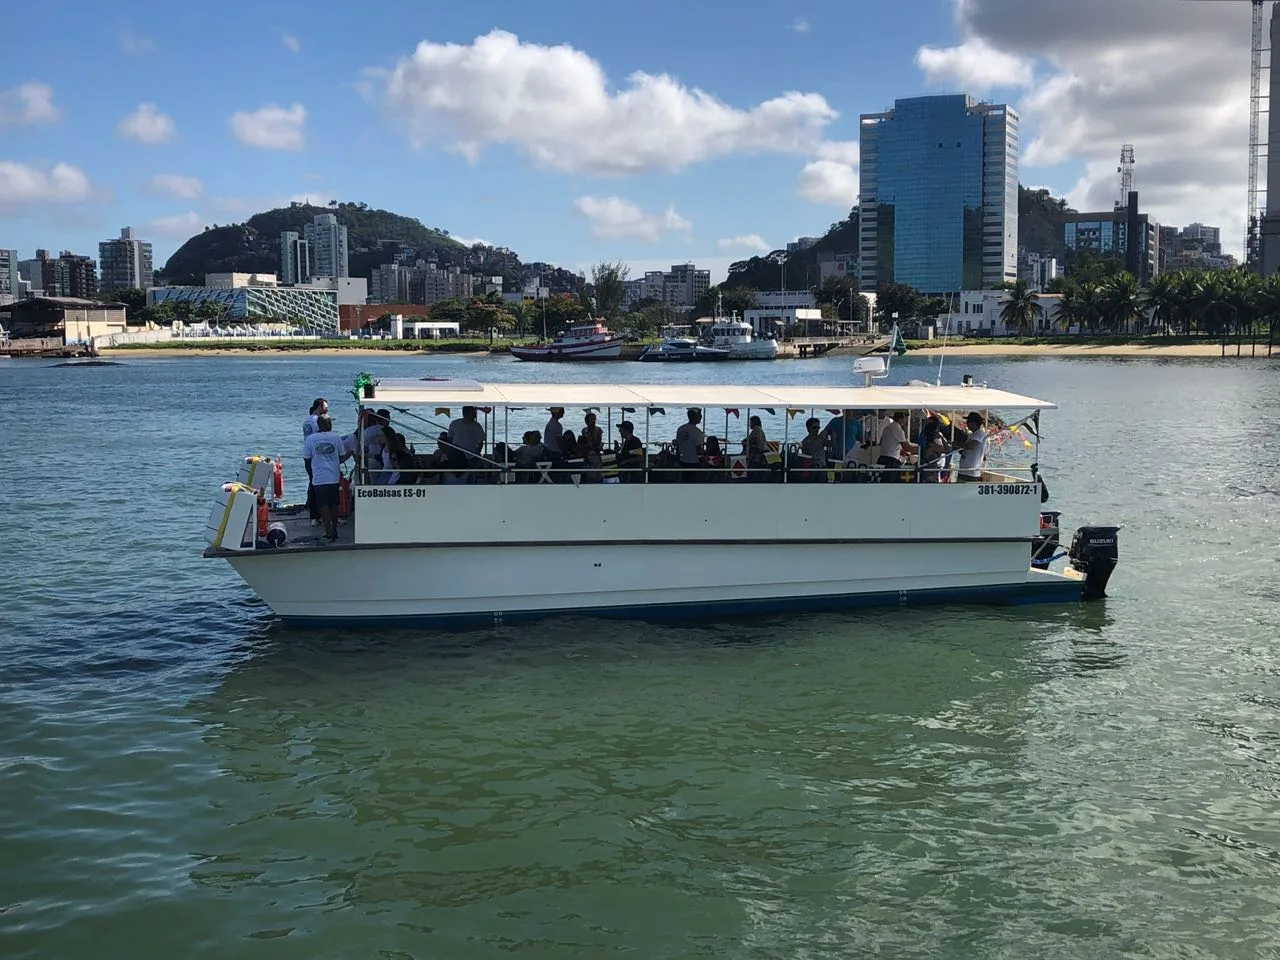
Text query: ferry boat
204 367 1120 627
509 320 625 361
637 338 731 362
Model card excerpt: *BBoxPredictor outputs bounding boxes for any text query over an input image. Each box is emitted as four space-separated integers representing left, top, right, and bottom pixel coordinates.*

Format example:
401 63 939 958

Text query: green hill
160 201 466 285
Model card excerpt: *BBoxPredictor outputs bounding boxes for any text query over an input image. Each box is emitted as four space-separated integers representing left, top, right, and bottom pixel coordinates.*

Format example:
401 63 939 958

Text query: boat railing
357 441 1038 487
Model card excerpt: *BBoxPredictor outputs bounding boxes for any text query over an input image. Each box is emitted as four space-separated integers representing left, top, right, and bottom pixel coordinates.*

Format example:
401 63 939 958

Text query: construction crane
1184 0 1269 268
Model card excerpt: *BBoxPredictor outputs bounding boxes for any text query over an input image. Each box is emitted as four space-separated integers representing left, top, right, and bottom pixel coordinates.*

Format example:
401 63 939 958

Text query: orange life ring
272 460 284 500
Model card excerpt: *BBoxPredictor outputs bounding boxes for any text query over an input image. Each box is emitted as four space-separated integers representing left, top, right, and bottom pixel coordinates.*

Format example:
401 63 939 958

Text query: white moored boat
509 321 625 361
706 317 779 360
637 338 730 362
205 368 1120 628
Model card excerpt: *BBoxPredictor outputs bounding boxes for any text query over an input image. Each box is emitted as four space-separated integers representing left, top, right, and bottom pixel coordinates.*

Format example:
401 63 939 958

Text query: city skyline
0 0 1261 281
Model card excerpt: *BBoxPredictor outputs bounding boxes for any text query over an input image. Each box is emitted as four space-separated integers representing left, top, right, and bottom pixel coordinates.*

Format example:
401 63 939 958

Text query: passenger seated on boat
359 409 389 485
701 436 725 479
514 431 546 483
876 411 917 482
580 412 604 478
798 417 829 482
615 421 644 482
676 408 705 482
822 409 864 463
745 416 770 482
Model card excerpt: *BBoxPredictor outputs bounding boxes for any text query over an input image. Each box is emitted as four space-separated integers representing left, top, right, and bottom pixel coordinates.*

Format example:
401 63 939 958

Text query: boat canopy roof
364 378 1057 411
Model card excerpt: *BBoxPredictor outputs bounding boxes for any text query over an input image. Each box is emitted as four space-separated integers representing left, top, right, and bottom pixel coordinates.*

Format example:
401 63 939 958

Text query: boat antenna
936 293 955 386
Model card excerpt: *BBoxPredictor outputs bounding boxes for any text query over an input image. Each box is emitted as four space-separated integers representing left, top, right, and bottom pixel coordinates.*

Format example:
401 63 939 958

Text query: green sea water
1 353 1278 958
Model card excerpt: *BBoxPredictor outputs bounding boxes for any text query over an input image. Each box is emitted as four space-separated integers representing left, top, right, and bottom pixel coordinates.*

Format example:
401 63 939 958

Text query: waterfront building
150 284 339 330
787 237 819 254
205 272 279 288
817 249 857 284
98 227 154 291
859 94 1019 294
754 290 817 309
1261 4 1280 272
280 232 312 284
303 213 349 279
6 296 127 343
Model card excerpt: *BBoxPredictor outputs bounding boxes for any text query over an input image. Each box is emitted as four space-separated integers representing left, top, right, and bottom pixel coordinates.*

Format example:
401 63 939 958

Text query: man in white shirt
675 408 705 482
957 412 988 483
876 411 918 482
302 415 355 541
360 409 390 484
302 398 328 525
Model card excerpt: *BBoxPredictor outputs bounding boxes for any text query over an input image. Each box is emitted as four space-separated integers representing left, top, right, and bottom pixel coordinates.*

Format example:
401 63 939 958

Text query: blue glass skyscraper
858 95 1018 295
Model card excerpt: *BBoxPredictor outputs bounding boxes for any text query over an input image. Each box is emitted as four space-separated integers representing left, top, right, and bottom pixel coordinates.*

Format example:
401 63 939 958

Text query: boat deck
259 504 356 552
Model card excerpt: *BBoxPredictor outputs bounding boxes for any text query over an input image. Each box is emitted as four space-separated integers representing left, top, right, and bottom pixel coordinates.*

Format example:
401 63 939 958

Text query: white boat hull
725 341 779 360
219 482 1089 625
227 541 1084 626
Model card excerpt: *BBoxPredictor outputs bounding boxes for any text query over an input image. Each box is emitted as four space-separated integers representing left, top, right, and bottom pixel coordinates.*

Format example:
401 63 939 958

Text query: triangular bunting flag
787 408 805 419
435 407 451 416
725 408 740 418
650 408 665 416
621 407 635 413
763 408 776 416
478 406 492 414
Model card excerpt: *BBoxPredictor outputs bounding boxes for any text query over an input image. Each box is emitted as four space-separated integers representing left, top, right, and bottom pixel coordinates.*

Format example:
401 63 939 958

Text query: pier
0 337 93 359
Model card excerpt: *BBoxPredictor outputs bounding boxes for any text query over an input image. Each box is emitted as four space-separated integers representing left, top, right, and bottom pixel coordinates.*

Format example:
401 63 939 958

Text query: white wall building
303 213 349 279
754 290 817 309
206 273 279 288
280 231 312 284
743 306 823 336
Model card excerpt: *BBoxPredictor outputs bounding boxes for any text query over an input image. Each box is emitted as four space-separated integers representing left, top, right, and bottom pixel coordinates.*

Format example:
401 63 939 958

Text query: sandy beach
103 347 493 358
904 342 1272 358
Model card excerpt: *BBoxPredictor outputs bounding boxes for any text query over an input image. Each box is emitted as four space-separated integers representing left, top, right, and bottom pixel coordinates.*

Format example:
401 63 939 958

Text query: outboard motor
1068 526 1120 600
1031 510 1061 570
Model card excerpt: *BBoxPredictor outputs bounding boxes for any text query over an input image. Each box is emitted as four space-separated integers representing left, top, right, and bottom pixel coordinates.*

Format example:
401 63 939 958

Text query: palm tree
1144 272 1181 335
1099 273 1144 334
999 279 1041 335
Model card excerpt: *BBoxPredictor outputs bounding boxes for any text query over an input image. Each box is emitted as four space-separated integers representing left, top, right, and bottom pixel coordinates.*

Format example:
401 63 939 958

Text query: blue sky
0 0 1252 281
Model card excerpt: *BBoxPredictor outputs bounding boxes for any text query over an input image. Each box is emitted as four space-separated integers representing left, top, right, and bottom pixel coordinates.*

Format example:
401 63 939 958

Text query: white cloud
147 174 202 199
118 27 156 55
943 0 1254 256
282 35 301 53
229 103 307 150
816 140 859 164
0 81 62 125
451 235 491 247
717 234 770 252
0 161 93 205
117 103 176 144
145 211 202 237
915 36 1034 90
368 29 837 175
575 196 693 242
797 159 859 206
792 17 811 34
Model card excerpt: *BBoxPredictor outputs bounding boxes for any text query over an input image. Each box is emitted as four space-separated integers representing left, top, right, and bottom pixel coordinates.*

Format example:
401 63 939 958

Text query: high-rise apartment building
859 94 1018 294
280 231 312 284
0 249 20 301
23 249 97 298
370 262 412 303
409 263 473 306
98 226 154 291
303 214 349 279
